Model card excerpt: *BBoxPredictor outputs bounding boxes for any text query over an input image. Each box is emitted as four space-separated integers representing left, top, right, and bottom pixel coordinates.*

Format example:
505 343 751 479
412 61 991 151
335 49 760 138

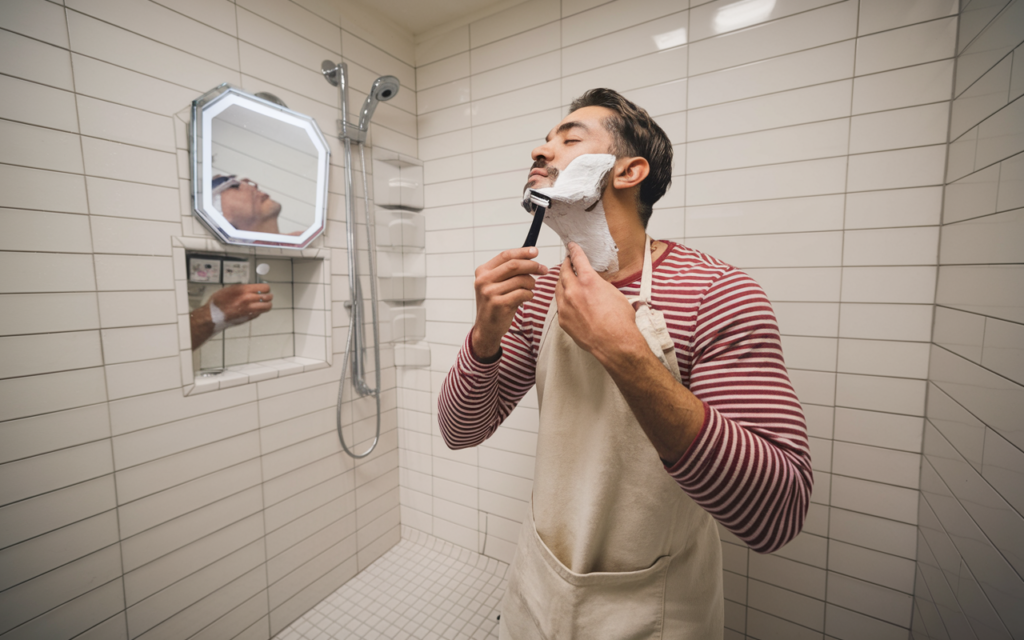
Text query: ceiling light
653 27 687 50
713 0 777 34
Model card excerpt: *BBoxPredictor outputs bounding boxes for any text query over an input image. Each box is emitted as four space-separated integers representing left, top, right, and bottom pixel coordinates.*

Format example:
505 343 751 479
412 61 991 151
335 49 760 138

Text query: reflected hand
209 283 273 323
190 284 273 350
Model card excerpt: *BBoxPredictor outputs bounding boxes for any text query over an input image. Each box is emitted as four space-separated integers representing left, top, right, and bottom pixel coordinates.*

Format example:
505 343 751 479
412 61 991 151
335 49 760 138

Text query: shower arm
336 62 368 144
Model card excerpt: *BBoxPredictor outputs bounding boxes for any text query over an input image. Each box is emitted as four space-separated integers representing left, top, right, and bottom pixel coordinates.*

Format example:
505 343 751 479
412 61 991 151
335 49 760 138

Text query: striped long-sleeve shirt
438 241 813 554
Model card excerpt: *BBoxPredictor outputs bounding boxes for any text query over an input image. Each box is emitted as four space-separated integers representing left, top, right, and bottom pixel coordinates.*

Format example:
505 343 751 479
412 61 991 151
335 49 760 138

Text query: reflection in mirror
186 252 294 373
190 84 330 249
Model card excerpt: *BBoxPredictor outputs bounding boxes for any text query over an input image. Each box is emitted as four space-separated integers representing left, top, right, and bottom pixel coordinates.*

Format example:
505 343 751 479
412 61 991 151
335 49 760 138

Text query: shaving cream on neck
524 154 620 273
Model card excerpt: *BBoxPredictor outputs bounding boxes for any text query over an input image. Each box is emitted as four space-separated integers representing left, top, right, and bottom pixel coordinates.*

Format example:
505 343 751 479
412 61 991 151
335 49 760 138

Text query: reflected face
526 106 618 193
220 178 283 232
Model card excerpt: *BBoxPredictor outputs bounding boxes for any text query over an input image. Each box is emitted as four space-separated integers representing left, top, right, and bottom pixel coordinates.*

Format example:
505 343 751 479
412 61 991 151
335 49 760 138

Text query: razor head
522 189 551 213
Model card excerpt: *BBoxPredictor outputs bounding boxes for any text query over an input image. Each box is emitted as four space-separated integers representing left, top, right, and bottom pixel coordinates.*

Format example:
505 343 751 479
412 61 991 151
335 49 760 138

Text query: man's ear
611 157 649 191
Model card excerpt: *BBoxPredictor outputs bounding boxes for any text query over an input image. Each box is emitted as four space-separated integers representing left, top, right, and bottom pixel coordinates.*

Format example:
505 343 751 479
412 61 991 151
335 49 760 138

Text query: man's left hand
557 242 705 463
555 242 645 366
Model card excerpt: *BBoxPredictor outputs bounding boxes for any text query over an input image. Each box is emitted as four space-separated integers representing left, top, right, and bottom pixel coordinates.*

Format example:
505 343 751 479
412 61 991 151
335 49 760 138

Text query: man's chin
525 177 552 191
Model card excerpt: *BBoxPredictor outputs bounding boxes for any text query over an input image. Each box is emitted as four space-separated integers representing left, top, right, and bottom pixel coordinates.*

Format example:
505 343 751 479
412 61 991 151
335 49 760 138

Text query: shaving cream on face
525 154 620 273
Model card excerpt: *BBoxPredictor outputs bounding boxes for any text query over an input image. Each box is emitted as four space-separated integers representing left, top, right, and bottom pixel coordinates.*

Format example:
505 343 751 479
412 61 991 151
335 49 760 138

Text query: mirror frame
190 84 330 249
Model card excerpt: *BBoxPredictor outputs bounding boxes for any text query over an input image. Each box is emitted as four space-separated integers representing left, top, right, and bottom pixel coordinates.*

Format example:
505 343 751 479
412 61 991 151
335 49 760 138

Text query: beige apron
499 237 723 640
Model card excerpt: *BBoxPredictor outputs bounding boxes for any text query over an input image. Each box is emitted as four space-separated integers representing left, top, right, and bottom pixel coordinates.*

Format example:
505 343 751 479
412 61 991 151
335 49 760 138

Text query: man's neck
247 218 281 234
598 194 657 283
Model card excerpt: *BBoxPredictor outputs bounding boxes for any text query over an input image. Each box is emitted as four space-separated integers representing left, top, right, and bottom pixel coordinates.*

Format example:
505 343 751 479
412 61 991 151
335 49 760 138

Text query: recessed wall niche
172 236 332 395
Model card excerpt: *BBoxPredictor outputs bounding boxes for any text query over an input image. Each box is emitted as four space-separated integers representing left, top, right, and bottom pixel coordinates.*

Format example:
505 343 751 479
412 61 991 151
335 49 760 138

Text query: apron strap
630 235 654 311
538 283 560 356
639 235 654 303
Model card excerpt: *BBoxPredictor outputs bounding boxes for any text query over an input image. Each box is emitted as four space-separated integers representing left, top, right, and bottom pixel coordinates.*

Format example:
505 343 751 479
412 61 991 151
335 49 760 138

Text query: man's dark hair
569 88 673 227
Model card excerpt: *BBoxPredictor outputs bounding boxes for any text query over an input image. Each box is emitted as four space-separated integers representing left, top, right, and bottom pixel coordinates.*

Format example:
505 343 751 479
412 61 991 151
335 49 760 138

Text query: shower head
357 76 400 131
370 76 400 102
321 60 341 87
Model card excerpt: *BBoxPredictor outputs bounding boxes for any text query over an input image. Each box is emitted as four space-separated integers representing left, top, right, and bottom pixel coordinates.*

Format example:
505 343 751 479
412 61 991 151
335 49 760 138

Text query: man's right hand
471 247 549 360
190 284 274 350
209 283 273 323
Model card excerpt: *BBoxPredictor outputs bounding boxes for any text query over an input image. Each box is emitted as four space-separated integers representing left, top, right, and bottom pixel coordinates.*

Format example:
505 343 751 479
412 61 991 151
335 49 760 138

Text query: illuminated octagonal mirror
190 84 330 249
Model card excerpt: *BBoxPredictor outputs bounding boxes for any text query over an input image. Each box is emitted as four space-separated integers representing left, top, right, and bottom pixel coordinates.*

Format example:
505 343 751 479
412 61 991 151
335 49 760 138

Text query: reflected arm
188 284 274 351
189 304 215 350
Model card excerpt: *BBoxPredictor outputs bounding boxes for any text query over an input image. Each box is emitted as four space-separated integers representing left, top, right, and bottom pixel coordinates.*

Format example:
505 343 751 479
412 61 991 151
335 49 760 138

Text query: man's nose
531 141 553 163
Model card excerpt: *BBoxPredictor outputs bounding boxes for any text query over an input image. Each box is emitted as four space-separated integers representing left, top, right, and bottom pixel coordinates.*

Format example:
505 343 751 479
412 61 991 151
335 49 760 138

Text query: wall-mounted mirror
190 84 330 249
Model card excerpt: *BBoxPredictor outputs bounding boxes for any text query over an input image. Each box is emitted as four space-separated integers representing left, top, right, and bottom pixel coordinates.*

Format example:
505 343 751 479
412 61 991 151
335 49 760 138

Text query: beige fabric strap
640 234 653 302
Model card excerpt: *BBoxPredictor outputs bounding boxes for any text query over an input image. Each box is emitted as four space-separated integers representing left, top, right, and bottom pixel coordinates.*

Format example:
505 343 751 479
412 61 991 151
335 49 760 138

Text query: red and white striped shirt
438 241 812 554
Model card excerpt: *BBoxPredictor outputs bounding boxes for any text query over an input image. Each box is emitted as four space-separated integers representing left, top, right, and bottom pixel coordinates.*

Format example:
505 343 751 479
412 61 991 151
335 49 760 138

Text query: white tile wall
914 2 1024 639
0 0 411 638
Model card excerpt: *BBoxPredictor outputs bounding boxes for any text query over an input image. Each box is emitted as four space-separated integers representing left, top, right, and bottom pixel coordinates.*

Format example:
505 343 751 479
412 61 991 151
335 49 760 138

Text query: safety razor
522 190 551 248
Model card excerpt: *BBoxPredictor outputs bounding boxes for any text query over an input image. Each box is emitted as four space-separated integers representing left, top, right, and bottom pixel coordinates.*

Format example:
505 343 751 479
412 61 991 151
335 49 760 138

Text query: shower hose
335 141 382 459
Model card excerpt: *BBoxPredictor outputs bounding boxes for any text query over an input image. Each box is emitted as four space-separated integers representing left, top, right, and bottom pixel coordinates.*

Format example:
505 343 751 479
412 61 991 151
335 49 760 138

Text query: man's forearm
470 324 504 362
189 304 215 350
596 339 705 466
439 332 534 449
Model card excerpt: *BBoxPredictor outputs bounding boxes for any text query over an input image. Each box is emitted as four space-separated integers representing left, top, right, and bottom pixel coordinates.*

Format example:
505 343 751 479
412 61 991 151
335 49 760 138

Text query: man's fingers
479 246 541 272
476 259 548 296
483 274 536 298
559 255 577 288
249 301 273 316
246 287 274 315
493 289 533 309
494 258 548 280
566 242 594 277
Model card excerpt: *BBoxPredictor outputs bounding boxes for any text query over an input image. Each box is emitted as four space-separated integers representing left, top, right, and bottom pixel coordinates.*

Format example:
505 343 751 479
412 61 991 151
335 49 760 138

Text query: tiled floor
274 527 509 640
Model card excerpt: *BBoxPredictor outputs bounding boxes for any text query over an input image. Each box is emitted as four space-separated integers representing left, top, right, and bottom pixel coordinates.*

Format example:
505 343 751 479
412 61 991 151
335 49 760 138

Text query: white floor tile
274 532 507 640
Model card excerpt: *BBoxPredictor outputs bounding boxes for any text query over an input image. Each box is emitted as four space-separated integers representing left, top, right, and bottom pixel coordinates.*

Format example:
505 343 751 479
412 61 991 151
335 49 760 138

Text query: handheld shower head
371 76 400 101
357 76 400 131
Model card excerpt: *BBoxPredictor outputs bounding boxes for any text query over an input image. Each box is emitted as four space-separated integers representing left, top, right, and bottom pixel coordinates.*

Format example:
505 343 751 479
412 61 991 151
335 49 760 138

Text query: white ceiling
351 0 518 37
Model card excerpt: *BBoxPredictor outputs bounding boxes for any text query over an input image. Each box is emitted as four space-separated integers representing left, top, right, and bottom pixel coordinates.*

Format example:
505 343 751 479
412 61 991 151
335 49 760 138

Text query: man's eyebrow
545 121 590 142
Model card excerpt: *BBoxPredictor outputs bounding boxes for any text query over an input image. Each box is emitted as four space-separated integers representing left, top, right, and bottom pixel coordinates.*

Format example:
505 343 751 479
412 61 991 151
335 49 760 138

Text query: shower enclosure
3 2 1023 640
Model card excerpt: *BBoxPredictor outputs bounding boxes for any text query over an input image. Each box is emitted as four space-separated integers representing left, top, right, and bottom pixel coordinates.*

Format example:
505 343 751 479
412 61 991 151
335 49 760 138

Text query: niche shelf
172 236 332 395
372 150 429 368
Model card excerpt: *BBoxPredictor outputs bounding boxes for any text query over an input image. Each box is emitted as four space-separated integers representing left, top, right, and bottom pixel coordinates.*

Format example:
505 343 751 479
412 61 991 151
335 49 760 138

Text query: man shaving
438 89 812 638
